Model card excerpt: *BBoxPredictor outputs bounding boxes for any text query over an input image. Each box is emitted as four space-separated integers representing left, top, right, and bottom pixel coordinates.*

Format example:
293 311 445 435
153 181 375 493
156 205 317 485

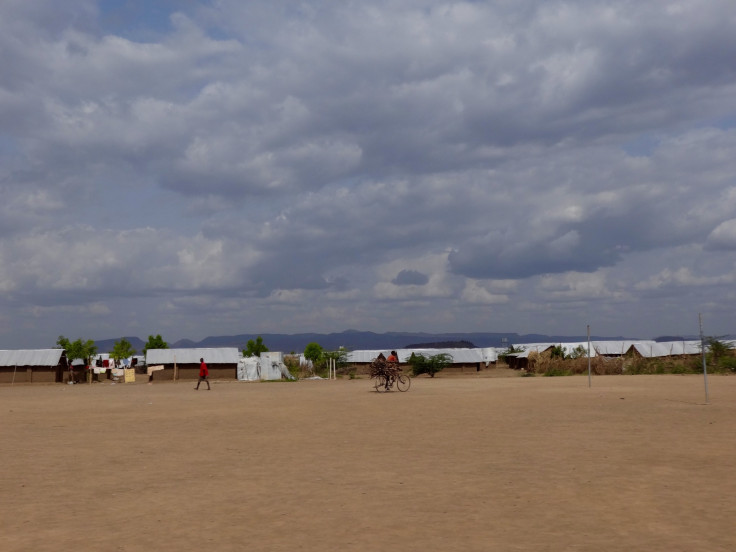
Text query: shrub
407 353 452 378
498 345 525 364
718 356 736 372
283 355 308 380
543 367 573 377
568 345 588 359
549 345 566 359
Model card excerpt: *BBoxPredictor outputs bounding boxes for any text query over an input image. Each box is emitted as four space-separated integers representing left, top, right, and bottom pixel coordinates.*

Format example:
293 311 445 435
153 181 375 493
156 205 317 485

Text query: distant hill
97 330 637 354
172 338 197 348
93 336 146 354
404 340 476 349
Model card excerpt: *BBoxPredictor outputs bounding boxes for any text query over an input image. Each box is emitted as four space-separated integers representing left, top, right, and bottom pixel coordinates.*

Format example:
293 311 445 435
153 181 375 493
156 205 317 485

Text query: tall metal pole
699 314 709 404
587 325 592 388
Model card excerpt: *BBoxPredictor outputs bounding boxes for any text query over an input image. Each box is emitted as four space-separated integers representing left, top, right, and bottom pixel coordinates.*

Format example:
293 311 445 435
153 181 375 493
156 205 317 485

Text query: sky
1 0 736 349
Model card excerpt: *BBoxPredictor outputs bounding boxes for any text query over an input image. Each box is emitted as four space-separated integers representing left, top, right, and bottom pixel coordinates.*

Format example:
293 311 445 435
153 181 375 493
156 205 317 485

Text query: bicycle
373 371 411 392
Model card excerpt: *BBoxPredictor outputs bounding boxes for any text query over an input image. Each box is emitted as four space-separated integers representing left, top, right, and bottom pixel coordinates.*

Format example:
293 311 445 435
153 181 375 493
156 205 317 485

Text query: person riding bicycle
385 351 399 389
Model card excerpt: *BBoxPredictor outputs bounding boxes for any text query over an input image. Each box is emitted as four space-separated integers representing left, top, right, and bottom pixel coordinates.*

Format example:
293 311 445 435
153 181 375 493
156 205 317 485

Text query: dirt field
2 372 736 551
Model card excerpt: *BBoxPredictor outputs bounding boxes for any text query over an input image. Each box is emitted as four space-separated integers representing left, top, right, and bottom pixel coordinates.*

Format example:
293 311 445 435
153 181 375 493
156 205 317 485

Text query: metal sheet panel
0 349 64 367
146 348 240 365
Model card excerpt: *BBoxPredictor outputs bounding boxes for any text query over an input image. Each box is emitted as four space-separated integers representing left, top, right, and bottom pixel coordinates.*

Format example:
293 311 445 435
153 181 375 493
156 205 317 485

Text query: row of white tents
344 340 734 365
346 347 498 364
499 340 735 360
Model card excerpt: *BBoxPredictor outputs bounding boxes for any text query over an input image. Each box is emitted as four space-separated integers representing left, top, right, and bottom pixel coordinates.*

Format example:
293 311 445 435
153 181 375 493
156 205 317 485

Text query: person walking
195 357 211 390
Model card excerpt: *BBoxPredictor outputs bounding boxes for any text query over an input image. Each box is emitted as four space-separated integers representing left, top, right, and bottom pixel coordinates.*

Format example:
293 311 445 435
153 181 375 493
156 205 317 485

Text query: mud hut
144 348 240 381
0 349 67 384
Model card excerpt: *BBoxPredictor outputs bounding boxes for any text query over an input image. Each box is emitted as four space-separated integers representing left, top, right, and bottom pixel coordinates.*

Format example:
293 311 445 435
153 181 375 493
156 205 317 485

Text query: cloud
2 0 736 346
460 281 510 305
706 219 736 251
392 270 429 286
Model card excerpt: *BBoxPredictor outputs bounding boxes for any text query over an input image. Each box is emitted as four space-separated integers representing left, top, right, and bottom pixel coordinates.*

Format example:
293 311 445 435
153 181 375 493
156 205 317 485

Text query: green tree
706 337 732 363
550 345 566 359
57 335 98 364
705 337 734 371
407 352 452 378
304 342 324 363
498 344 524 364
143 334 169 355
110 338 137 364
56 335 71 352
568 345 588 359
315 347 349 377
244 336 269 357
322 347 348 367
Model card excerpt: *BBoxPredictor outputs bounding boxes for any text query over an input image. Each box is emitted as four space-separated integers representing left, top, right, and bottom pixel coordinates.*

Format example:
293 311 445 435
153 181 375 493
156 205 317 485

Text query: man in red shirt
195 357 211 390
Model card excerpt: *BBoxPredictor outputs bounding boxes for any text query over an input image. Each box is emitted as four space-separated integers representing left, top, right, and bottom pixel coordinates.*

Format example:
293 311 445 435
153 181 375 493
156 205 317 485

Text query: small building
145 348 240 380
0 349 67 384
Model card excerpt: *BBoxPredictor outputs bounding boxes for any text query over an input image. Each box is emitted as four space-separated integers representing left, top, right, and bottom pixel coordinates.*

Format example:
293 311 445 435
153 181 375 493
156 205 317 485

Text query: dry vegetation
523 349 736 377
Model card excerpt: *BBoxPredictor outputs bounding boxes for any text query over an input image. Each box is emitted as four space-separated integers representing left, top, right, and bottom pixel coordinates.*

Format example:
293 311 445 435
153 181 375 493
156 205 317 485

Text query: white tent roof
346 348 490 364
629 341 702 357
507 343 596 359
591 340 703 357
146 348 240 365
0 349 64 367
593 341 645 355
319 339 722 366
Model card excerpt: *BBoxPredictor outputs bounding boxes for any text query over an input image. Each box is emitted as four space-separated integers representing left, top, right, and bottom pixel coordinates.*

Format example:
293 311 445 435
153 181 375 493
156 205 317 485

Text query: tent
237 352 294 381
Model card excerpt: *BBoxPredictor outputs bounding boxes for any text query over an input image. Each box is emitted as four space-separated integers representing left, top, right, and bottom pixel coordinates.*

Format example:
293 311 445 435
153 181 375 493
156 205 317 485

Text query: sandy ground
2 371 736 552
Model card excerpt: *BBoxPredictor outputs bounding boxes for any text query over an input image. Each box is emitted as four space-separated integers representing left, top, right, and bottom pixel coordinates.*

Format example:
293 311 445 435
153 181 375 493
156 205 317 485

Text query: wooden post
11 364 17 386
699 313 709 405
587 325 592 388
174 354 178 383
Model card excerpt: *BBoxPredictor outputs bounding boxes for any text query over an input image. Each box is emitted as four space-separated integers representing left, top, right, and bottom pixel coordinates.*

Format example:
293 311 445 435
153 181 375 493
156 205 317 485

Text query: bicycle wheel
396 374 411 392
374 375 389 392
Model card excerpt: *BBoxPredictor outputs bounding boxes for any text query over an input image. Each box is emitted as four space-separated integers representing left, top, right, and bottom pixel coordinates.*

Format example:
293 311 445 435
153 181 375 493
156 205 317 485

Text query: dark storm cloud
392 270 430 286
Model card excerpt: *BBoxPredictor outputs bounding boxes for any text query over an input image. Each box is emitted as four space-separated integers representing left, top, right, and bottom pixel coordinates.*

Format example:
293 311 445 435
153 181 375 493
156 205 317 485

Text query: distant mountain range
92 330 677 354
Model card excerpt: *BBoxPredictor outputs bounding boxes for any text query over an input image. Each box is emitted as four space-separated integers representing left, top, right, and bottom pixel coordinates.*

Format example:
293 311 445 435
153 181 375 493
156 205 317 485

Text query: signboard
124 368 135 383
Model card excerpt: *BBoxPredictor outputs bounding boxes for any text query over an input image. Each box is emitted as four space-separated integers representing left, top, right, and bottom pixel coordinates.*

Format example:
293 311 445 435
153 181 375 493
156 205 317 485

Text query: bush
407 353 452 378
498 345 525 364
568 345 588 359
549 345 566 359
312 347 349 378
719 356 736 373
283 355 306 380
529 350 622 376
543 367 573 377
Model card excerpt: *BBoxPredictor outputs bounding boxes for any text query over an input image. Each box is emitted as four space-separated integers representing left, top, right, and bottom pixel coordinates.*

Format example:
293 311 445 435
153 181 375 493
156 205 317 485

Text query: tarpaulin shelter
237 352 294 381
